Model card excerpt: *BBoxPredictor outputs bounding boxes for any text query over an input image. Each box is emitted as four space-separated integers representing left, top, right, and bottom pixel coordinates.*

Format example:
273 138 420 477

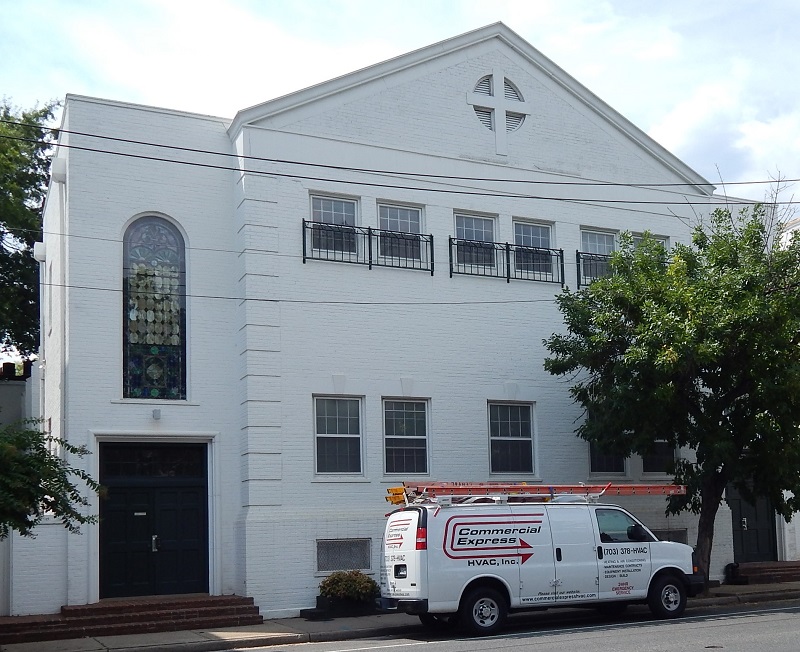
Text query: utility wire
42 280 562 306
0 131 790 206
1 117 795 190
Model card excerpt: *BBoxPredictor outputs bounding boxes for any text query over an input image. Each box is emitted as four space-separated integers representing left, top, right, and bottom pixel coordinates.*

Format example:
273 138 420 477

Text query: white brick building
7 23 794 617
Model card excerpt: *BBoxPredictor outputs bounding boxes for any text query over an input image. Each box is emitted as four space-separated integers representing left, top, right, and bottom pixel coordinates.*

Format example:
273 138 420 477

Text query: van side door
594 507 653 600
514 504 557 606
547 504 600 603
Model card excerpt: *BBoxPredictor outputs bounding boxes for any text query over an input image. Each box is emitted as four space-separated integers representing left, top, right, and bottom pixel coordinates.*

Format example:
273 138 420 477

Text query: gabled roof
228 22 713 195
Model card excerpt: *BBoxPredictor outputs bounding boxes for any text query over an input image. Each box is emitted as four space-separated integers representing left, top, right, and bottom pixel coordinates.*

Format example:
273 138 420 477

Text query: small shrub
319 570 379 603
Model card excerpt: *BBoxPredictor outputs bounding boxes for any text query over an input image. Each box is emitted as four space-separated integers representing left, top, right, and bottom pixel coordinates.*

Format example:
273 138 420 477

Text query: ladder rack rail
386 481 686 505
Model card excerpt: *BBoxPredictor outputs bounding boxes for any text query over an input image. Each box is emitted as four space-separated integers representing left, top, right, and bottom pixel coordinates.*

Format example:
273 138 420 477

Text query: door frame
88 430 221 605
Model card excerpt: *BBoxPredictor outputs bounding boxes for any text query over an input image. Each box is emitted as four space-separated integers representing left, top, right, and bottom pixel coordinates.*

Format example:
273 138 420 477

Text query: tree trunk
694 470 729 584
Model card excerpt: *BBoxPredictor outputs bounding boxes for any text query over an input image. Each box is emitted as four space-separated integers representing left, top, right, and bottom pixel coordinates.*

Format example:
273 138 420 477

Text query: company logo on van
385 517 414 548
443 513 544 564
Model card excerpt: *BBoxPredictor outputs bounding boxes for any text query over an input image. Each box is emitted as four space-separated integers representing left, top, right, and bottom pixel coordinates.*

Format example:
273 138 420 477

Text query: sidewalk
3 583 800 652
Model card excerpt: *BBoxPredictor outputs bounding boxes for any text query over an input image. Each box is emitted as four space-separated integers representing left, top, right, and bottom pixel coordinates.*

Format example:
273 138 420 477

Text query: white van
378 483 706 635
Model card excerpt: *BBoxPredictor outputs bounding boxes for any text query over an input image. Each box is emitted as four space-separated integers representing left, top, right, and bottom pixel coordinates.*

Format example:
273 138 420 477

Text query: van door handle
556 547 562 562
597 545 603 559
151 534 159 552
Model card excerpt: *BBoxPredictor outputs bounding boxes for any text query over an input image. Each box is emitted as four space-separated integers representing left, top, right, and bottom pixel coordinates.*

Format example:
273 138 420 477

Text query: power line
1 131 791 207
1 117 795 190
42 280 561 306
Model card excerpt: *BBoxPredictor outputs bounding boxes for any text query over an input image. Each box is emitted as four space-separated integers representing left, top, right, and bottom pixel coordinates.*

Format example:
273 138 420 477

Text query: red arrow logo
519 539 533 564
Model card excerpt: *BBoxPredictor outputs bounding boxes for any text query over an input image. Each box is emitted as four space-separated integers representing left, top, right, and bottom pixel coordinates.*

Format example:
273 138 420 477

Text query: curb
7 590 800 652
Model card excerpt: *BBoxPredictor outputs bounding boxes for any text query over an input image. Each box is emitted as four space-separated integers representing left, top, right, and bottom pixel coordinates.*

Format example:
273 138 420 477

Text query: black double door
99 443 209 598
727 484 777 563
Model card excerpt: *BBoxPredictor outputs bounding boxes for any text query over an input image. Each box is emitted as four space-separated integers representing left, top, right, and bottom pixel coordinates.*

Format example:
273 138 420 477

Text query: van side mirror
627 524 653 542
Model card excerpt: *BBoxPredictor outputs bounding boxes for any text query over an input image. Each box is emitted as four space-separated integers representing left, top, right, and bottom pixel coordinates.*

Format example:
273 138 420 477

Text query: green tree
0 421 101 539
544 205 800 579
0 101 58 358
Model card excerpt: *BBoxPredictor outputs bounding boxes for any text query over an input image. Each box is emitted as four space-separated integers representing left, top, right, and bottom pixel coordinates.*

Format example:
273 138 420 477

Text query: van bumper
377 597 429 614
685 572 707 597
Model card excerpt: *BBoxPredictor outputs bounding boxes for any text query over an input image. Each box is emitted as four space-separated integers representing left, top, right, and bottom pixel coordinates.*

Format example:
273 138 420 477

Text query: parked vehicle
379 482 706 635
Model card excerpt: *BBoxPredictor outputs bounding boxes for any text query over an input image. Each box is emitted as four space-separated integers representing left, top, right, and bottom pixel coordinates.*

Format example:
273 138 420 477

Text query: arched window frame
122 216 187 400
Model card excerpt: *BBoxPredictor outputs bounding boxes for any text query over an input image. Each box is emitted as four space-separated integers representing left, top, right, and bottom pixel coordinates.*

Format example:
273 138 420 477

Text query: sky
2 0 799 202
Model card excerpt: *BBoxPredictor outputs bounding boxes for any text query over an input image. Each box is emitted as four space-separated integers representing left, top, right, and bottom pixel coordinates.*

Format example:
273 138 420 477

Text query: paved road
233 601 800 652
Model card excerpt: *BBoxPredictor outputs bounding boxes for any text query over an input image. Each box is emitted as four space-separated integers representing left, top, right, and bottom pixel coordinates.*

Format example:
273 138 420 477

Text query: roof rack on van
385 482 687 506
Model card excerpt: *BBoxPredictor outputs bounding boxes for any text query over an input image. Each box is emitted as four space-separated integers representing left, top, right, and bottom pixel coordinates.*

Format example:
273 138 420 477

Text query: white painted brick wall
13 32 776 617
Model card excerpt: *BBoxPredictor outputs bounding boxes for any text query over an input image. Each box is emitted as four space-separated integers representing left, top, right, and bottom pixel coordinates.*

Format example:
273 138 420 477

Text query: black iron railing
302 220 434 274
449 238 564 284
576 251 612 288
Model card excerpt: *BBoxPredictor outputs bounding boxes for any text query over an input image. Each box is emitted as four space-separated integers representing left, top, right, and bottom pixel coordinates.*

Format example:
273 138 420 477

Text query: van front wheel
461 588 507 636
648 575 687 618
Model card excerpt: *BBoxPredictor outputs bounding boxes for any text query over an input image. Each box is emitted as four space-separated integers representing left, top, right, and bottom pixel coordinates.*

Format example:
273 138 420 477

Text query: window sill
111 399 199 406
312 476 370 483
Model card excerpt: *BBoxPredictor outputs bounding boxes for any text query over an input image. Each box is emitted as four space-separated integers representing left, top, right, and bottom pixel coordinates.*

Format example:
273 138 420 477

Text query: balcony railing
302 220 434 275
448 238 564 284
576 251 612 288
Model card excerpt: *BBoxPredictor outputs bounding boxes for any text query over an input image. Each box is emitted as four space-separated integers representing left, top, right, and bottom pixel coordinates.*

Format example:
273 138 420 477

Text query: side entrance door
727 484 777 563
99 443 209 598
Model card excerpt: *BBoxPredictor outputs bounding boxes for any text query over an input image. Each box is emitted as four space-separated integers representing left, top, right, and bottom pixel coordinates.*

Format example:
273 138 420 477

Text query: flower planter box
300 595 379 620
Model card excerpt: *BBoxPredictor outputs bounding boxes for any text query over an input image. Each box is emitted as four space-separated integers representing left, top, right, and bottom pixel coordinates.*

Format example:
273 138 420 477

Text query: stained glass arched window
123 216 186 400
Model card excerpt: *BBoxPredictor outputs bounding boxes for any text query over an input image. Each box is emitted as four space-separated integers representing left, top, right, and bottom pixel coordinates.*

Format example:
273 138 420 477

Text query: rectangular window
315 397 361 473
384 400 428 474
642 441 675 474
632 234 668 248
317 539 371 572
379 204 422 260
579 229 615 283
514 222 553 274
456 214 495 266
581 230 616 255
589 441 626 474
489 403 533 474
311 196 357 253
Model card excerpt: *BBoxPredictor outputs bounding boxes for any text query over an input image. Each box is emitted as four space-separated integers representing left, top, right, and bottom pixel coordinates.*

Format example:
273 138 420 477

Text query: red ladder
386 481 686 504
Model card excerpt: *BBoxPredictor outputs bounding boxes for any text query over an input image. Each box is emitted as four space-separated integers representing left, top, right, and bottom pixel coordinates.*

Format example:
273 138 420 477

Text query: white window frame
580 229 616 283
377 203 425 263
513 220 554 276
309 195 359 255
314 396 363 475
455 213 496 269
632 233 668 248
488 402 535 475
581 229 616 255
382 398 429 475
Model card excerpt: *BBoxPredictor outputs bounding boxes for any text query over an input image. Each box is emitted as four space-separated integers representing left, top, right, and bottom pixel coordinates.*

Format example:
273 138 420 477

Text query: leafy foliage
318 570 380 603
544 206 800 577
0 101 59 358
0 421 102 539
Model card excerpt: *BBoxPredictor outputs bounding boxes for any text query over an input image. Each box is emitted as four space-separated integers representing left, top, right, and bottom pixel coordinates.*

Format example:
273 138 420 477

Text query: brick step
0 595 263 645
61 593 255 617
728 562 800 585
0 613 264 645
0 603 260 634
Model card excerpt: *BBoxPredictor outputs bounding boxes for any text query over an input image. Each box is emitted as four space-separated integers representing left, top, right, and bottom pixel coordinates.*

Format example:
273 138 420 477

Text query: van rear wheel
648 575 687 618
461 588 507 636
